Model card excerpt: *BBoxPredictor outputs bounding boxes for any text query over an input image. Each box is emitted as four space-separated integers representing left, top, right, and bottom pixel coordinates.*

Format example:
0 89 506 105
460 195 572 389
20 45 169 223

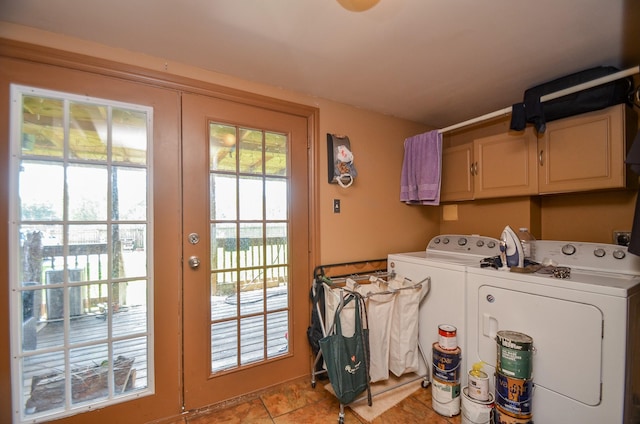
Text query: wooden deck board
20 287 289 406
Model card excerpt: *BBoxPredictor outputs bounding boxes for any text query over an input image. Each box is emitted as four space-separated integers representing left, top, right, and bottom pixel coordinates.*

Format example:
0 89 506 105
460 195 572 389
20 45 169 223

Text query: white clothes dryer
466 240 640 424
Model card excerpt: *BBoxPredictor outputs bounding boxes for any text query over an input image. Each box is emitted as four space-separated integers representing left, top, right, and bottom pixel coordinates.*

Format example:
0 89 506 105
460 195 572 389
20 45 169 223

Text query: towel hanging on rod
400 130 442 205
437 65 639 134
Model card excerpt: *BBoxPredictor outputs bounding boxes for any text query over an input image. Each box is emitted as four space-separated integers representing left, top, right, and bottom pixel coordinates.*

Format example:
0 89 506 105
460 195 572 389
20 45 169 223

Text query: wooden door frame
181 93 313 408
0 38 319 423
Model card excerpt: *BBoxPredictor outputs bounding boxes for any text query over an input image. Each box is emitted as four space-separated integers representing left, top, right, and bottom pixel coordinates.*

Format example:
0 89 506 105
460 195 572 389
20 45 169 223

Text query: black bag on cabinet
510 66 634 133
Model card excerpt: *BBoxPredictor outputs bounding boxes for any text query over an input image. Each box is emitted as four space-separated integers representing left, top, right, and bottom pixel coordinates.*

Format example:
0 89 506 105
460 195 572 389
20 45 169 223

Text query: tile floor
177 376 463 424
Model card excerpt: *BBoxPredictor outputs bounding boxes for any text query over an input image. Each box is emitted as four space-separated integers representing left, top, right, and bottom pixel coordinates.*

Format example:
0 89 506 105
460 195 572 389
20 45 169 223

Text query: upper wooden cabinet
441 128 538 201
441 104 637 202
538 104 636 194
474 129 538 199
441 142 474 201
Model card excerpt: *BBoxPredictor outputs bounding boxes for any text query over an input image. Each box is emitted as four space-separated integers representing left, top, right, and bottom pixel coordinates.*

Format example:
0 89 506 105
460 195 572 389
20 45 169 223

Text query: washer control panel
427 234 501 257
534 240 640 274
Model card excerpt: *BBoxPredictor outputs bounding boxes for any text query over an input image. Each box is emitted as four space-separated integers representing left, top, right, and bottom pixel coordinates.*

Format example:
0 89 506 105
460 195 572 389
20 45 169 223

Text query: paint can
493 404 534 424
432 342 461 383
438 324 458 350
461 386 494 424
432 376 461 417
468 363 490 401
496 331 534 379
494 371 533 418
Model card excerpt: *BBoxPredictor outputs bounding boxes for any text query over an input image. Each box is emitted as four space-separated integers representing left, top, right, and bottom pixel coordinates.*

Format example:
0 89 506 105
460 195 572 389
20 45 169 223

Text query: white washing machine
466 240 640 424
388 234 500 386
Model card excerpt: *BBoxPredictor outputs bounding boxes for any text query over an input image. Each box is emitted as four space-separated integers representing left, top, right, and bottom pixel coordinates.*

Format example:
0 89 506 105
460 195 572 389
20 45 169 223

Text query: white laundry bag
323 280 356 337
388 275 429 377
355 279 396 383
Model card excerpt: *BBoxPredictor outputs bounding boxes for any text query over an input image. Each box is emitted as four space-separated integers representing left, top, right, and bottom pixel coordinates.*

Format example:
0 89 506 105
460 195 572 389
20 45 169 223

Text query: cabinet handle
470 163 474 176
474 162 479 176
539 150 544 166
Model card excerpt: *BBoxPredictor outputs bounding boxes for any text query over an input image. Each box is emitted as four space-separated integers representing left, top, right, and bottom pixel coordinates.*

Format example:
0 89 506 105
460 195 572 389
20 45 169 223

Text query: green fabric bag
319 292 371 405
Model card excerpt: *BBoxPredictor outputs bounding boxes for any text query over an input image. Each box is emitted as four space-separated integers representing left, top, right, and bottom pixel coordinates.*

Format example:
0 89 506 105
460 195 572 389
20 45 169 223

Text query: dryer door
478 285 603 406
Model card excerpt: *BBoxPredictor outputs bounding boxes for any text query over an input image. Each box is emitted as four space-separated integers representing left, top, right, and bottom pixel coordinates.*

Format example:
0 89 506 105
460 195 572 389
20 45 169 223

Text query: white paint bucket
432 377 461 417
461 386 494 424
468 367 490 401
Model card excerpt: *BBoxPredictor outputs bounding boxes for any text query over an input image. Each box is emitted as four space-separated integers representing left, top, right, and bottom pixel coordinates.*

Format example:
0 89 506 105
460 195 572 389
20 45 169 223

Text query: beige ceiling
1 0 638 128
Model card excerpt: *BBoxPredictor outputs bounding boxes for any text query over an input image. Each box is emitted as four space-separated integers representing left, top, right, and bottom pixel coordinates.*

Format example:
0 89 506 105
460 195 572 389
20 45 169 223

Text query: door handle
188 256 201 269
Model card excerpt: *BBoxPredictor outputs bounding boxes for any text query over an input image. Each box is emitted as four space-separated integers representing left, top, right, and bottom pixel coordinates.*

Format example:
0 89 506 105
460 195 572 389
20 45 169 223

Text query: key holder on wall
327 133 357 188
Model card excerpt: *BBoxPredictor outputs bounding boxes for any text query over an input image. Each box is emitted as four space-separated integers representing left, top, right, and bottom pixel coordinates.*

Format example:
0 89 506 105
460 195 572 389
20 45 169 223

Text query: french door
181 93 311 409
2 55 182 423
2 49 314 423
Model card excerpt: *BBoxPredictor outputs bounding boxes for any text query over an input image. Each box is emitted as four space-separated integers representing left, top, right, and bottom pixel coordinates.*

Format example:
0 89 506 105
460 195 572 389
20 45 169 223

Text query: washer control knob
476 240 485 247
433 238 441 244
442 238 450 244
593 248 606 258
487 241 496 249
613 249 626 260
458 238 467 246
561 244 576 256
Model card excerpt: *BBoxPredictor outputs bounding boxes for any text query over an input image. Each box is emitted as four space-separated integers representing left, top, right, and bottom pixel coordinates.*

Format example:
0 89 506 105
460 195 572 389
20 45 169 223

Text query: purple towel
400 130 442 205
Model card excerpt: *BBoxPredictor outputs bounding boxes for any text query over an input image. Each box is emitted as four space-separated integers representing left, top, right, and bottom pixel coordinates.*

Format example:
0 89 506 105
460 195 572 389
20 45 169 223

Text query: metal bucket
493 404 534 423
461 386 494 424
496 331 533 379
494 371 533 418
432 342 461 382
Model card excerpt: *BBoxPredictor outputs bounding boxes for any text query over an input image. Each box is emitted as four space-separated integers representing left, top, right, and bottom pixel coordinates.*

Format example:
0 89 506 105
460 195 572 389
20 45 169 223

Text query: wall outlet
613 231 631 246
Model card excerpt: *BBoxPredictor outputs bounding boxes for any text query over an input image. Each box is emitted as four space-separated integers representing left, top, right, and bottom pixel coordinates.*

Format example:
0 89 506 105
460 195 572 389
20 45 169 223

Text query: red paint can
438 324 458 350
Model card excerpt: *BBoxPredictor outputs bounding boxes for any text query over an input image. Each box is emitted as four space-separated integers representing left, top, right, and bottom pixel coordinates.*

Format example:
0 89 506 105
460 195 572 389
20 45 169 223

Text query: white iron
501 225 524 268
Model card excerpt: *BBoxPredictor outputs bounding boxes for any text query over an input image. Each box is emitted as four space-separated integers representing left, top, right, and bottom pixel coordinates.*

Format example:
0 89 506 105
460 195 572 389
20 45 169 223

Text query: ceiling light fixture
336 0 380 12
223 133 236 146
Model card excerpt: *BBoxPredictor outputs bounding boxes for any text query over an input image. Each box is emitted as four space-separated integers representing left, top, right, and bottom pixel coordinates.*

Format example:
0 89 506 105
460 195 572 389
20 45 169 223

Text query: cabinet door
538 104 626 194
441 143 474 201
473 128 538 199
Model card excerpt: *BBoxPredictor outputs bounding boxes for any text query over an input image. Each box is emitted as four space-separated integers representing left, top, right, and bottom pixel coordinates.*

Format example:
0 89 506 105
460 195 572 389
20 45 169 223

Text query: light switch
333 199 341 213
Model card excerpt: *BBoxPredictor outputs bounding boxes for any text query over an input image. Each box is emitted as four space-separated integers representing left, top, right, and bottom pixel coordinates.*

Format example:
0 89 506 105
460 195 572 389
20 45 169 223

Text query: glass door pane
10 85 154 423
209 124 290 374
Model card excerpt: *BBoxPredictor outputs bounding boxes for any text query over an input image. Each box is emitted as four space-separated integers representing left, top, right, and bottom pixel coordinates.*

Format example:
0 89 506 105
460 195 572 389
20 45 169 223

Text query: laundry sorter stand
308 259 431 424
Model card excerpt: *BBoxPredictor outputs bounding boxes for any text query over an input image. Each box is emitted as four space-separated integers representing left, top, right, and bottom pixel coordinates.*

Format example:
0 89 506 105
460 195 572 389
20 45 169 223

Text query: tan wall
440 197 541 240
0 22 439 264
438 189 638 244
540 190 637 243
319 102 439 262
439 192 639 245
